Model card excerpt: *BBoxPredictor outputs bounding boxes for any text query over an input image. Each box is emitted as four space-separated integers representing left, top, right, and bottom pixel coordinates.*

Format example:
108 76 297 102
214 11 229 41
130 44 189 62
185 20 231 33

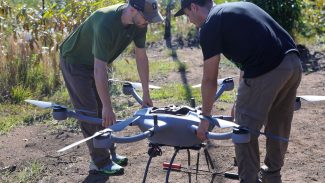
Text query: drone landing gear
142 144 162 183
142 143 239 183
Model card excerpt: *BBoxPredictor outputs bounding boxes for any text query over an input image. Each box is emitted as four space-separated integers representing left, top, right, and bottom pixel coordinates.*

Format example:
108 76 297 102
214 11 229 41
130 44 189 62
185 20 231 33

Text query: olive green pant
234 52 302 183
60 57 115 169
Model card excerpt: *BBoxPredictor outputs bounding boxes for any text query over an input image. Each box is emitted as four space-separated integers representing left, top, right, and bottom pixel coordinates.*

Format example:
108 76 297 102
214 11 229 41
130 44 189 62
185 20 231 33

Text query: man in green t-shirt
60 0 163 175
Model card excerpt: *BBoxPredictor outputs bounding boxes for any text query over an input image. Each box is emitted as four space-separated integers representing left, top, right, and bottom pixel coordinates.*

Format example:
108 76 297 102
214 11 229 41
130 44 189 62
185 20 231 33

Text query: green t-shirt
60 4 147 65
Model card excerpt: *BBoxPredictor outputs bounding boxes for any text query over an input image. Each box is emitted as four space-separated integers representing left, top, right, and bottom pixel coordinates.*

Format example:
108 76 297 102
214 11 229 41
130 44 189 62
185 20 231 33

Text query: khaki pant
60 57 115 168
234 52 302 183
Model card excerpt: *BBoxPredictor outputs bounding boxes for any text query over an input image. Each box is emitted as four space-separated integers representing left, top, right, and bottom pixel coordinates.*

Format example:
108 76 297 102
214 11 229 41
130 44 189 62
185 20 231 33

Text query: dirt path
1 48 324 183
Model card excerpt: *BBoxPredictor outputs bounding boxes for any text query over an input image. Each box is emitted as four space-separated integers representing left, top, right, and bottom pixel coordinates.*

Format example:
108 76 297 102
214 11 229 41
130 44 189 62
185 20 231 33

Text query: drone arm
130 88 144 105
122 84 143 105
207 131 233 140
110 129 153 143
93 128 154 149
66 111 102 125
215 84 226 101
190 125 232 140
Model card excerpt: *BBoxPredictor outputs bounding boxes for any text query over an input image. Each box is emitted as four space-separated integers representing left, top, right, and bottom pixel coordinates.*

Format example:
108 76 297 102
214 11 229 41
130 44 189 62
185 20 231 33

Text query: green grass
218 89 236 103
1 161 44 183
0 87 71 134
151 83 199 102
150 83 236 105
220 56 237 69
111 58 178 81
0 103 50 134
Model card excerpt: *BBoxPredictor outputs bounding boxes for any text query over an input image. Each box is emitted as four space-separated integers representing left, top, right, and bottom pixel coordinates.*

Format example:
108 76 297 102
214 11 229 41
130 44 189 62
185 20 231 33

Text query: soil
0 47 324 183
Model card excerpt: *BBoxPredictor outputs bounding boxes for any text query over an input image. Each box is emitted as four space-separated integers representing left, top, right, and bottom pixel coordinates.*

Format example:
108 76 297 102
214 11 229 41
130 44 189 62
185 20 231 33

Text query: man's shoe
89 161 124 176
112 154 128 166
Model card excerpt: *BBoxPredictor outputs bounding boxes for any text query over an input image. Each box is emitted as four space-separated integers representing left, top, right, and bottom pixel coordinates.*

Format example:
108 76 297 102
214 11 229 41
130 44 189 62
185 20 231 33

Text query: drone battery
232 128 250 144
93 134 112 149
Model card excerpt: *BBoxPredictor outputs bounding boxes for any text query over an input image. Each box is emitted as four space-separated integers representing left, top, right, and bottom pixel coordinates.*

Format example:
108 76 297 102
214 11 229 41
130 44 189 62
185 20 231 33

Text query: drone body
133 106 202 147
92 104 245 151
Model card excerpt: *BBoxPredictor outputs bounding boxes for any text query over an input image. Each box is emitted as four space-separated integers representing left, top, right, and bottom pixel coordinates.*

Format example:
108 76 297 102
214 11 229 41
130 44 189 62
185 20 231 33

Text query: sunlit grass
220 56 237 69
150 83 236 105
16 161 44 183
150 83 200 104
111 58 178 81
218 89 236 103
0 103 50 134
0 87 70 134
1 161 44 183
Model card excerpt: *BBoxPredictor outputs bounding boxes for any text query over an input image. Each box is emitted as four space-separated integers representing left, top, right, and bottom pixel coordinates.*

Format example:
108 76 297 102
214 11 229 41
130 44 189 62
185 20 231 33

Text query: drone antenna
190 98 196 108
153 115 158 126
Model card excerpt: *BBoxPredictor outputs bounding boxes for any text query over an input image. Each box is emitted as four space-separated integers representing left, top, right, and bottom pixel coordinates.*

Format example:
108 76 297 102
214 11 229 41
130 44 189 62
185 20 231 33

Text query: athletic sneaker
111 154 128 166
89 161 124 176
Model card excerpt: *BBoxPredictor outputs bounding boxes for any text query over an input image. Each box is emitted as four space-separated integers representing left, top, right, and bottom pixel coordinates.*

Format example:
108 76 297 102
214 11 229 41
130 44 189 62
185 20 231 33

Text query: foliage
0 0 125 103
297 0 325 37
244 0 302 36
10 85 32 103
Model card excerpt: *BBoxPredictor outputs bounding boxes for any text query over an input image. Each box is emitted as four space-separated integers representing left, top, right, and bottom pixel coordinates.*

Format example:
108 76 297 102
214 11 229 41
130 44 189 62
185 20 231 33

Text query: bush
10 85 32 103
245 0 302 36
297 0 325 37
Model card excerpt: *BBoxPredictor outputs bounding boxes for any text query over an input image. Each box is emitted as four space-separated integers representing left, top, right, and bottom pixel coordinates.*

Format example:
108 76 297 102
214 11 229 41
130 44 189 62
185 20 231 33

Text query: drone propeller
109 116 140 132
192 76 237 88
57 116 140 152
25 99 66 109
297 95 325 102
213 118 239 128
208 117 288 142
57 117 159 152
108 79 161 90
25 99 96 114
57 128 112 152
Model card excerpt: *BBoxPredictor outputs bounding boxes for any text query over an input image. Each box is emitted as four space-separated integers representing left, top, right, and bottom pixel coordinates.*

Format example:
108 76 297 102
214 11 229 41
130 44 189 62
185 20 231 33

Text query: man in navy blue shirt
175 1 302 182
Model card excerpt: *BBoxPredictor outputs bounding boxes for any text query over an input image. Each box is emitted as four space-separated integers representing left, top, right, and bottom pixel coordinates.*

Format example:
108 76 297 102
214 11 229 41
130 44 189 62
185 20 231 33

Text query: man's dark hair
189 0 213 9
174 0 213 17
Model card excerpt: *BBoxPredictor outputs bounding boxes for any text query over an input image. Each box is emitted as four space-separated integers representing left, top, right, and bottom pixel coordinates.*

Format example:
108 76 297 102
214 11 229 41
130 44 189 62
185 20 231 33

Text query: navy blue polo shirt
200 2 298 78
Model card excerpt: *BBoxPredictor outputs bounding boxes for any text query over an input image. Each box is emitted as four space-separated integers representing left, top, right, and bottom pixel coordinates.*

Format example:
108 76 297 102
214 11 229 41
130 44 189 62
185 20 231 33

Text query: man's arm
135 47 153 107
197 55 221 141
94 57 116 127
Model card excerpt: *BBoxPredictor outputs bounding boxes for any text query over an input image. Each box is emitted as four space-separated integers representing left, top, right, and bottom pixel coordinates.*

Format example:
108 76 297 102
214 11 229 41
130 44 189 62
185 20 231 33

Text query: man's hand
197 120 210 141
142 93 153 107
102 106 116 128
